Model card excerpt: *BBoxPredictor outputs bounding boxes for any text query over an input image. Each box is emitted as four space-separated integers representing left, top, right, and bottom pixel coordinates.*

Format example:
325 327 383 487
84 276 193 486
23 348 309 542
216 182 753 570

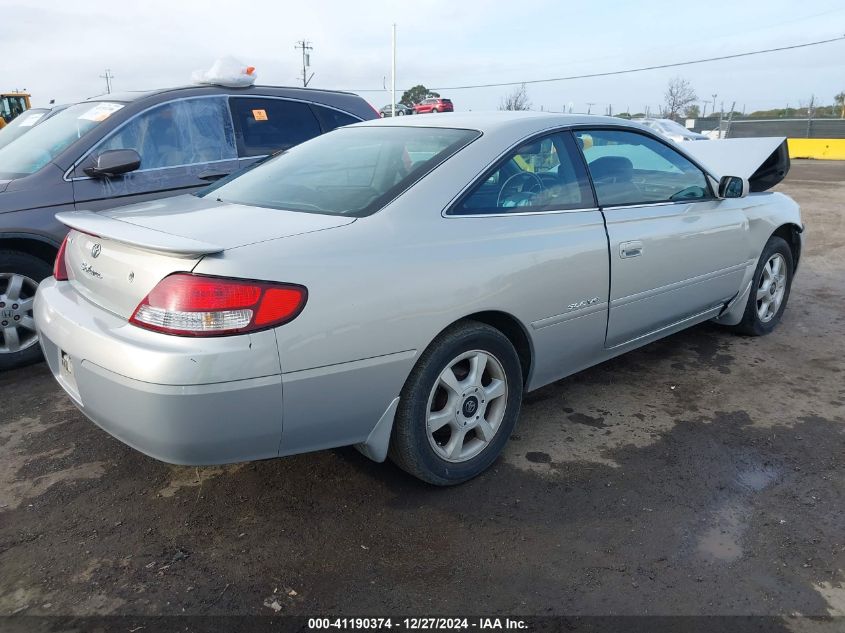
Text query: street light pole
391 24 397 118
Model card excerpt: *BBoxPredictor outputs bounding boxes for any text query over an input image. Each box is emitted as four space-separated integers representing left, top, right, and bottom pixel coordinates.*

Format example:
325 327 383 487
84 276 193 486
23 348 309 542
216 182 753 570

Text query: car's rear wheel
0 251 51 371
397 109 405 116
431 108 439 113
731 236 793 336
389 321 523 485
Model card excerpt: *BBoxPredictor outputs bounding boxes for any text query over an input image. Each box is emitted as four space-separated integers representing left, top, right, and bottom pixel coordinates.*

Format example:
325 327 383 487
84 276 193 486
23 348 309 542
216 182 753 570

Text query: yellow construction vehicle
0 92 32 129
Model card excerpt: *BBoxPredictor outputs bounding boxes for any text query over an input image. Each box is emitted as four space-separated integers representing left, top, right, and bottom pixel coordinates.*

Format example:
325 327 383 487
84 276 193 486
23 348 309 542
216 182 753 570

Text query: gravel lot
1 160 843 622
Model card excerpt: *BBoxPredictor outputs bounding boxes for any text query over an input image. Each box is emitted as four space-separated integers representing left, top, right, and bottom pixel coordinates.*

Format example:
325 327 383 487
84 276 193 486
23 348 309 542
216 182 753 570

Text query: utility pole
295 40 314 87
586 102 595 115
391 24 397 118
726 101 736 138
99 69 114 94
711 93 717 118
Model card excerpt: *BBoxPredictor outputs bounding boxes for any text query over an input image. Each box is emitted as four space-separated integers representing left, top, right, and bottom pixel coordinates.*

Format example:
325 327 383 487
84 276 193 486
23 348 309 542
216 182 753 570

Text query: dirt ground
1 160 843 624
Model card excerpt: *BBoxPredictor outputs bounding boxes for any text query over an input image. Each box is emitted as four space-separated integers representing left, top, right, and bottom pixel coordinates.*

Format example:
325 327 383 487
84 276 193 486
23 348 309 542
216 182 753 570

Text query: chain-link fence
687 117 845 139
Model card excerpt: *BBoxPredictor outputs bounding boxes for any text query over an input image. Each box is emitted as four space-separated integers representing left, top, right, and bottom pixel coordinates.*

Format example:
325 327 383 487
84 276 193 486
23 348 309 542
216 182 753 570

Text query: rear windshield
201 126 479 216
0 101 124 178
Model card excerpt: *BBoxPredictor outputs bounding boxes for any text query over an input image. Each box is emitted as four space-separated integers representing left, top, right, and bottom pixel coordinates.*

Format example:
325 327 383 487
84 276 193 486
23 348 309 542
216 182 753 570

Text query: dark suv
0 84 377 370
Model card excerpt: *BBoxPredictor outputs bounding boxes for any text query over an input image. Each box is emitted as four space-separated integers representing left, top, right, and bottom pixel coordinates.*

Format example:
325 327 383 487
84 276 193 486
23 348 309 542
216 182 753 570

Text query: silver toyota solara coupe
34 112 802 485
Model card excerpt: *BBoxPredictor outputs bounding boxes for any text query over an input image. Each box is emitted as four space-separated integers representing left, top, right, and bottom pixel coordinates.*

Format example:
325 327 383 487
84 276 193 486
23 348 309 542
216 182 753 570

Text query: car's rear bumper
34 277 284 465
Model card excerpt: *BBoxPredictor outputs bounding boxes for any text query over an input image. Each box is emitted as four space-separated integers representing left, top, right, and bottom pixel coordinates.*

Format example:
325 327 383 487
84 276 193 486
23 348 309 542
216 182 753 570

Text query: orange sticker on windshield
252 109 268 121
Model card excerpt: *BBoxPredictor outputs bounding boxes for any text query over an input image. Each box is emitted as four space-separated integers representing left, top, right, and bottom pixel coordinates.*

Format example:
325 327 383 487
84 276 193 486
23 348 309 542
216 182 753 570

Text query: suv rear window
229 97 321 157
312 105 360 131
202 126 479 217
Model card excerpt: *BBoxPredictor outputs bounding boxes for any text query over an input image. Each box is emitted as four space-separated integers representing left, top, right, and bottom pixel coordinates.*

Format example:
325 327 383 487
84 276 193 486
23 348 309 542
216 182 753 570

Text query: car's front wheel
389 321 523 485
731 235 794 336
0 251 51 371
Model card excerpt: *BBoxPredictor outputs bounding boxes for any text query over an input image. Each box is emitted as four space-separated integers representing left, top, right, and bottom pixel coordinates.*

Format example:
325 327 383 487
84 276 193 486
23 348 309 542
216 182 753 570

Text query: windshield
0 101 124 179
202 126 479 216
0 109 49 151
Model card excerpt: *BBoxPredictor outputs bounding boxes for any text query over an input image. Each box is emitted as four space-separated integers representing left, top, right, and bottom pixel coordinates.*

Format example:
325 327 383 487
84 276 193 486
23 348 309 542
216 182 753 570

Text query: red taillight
53 234 70 281
129 273 307 337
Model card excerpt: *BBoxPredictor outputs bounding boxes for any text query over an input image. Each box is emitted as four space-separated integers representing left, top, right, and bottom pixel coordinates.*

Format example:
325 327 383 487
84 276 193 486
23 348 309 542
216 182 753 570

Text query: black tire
431 108 439 113
0 250 52 371
388 321 523 485
731 236 793 336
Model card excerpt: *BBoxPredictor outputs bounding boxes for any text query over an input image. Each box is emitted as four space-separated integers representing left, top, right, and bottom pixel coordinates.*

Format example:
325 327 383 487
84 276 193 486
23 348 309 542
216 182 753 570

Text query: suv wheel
0 251 51 371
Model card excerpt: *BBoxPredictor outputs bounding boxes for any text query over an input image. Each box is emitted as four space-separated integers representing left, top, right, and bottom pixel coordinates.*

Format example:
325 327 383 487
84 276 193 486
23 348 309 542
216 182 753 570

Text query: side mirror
83 149 141 178
718 175 746 199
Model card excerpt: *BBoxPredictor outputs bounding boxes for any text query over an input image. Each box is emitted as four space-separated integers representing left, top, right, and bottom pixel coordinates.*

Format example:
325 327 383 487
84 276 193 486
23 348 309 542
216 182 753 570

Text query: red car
413 97 454 114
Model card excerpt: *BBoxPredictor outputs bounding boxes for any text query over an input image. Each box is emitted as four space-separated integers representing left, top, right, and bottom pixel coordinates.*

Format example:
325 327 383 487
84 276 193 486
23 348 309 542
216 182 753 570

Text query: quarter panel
196 208 610 387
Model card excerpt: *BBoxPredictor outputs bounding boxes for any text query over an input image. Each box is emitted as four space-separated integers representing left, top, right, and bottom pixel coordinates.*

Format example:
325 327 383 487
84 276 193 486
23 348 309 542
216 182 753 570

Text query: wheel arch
454 310 534 387
0 233 61 268
771 223 802 273
356 310 534 465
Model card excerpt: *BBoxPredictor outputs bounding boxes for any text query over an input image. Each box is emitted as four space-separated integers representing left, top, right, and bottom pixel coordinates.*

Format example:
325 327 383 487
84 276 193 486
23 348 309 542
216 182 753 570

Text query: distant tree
684 104 700 119
662 77 698 121
630 112 646 118
498 84 531 111
835 92 845 119
400 85 439 106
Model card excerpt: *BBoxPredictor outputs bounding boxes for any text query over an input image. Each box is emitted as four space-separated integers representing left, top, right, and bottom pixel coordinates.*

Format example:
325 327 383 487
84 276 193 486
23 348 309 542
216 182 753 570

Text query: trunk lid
58 194 355 318
64 229 204 318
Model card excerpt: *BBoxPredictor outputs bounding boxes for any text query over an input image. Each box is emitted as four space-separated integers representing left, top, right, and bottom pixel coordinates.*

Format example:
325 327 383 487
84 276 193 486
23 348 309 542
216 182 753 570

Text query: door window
229 97 322 156
97 97 236 170
574 129 711 207
452 132 594 215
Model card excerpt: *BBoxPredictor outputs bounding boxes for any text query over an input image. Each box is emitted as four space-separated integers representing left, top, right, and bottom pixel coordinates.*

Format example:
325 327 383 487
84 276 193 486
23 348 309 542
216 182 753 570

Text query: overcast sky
2 0 843 114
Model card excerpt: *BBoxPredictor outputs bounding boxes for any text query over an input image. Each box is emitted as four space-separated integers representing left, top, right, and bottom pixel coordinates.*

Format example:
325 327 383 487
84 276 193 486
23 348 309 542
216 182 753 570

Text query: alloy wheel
0 273 40 354
426 350 508 463
756 253 787 323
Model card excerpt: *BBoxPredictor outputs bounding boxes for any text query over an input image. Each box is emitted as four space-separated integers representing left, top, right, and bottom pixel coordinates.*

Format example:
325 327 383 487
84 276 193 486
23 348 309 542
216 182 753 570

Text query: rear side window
229 98 321 157
313 105 360 131
451 132 594 215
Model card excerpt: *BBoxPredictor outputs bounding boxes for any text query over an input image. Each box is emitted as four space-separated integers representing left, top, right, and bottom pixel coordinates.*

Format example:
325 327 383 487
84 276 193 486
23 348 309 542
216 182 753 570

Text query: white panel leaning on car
34 112 802 485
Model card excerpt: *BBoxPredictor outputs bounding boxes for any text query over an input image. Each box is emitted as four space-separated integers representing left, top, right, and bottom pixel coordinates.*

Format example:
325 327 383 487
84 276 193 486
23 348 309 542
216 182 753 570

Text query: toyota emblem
91 243 101 258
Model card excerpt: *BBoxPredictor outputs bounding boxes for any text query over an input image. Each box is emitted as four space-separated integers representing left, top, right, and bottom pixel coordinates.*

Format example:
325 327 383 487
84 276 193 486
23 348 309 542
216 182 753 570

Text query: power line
345 35 845 93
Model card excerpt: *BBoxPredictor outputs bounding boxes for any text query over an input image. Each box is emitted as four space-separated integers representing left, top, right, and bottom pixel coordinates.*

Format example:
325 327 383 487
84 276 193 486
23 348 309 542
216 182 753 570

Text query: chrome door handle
620 241 643 258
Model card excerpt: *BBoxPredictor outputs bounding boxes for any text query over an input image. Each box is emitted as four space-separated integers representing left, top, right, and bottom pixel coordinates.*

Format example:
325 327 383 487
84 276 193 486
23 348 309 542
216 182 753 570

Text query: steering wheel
497 172 545 208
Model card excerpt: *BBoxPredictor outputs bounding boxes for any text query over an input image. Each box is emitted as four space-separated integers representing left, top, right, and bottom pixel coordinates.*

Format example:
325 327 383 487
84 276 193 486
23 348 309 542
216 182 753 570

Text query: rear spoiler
681 137 790 192
56 211 224 257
